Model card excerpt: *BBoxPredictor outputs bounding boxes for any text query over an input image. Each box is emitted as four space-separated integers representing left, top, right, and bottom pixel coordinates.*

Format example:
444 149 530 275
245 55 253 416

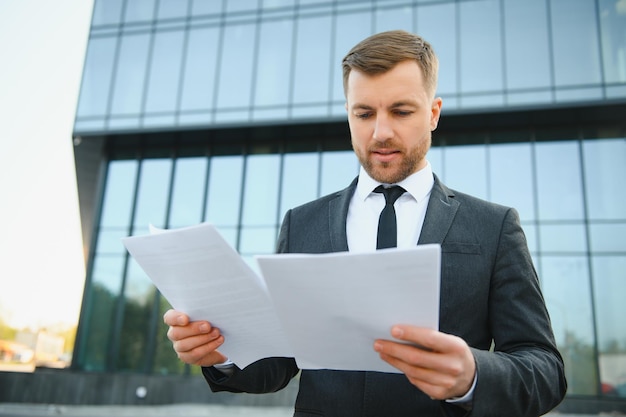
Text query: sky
0 0 94 330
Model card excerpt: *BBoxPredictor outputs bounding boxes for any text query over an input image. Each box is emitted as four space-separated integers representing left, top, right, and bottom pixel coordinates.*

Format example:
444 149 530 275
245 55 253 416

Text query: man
164 30 566 416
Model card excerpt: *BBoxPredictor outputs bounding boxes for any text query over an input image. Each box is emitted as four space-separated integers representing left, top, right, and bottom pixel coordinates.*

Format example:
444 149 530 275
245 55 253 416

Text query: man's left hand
374 325 476 400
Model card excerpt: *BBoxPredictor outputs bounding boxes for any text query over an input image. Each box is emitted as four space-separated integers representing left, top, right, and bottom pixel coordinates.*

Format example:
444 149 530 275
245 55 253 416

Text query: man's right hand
163 309 228 367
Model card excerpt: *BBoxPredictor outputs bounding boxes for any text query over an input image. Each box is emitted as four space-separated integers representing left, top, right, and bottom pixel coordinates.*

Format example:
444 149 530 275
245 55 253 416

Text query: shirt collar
356 161 434 203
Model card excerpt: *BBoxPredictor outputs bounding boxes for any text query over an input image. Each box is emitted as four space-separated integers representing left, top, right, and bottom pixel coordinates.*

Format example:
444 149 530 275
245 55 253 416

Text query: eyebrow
350 100 419 110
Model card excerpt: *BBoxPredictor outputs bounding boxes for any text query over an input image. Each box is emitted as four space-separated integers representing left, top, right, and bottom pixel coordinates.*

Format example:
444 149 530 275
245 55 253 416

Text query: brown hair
342 30 439 98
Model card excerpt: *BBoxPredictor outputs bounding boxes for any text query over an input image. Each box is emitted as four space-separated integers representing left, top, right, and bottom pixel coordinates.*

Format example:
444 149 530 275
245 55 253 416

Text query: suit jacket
203 175 567 417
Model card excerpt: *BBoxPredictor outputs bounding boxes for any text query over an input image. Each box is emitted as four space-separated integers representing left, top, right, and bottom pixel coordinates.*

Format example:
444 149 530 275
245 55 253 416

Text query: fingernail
199 323 210 333
391 326 404 338
374 341 383 352
176 316 186 325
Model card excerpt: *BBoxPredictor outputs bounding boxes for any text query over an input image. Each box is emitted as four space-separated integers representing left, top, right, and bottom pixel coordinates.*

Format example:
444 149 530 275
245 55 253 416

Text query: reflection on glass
541 255 597 395
592 256 626 397
417 2 457 96
539 224 587 253
292 14 332 105
320 151 359 196
443 145 488 200
180 27 220 112
145 30 185 114
133 159 173 230
205 156 244 226
117 261 155 371
110 33 151 115
100 160 138 228
241 154 280 226
80 256 125 371
124 0 156 22
459 0 503 93
550 0 602 86
535 141 584 220
583 139 626 220
169 157 208 228
157 0 189 19
239 227 278 255
280 152 319 221
599 0 626 84
217 23 256 110
589 224 626 253
254 19 294 107
503 0 551 90
76 37 117 117
489 143 535 221
92 0 124 25
153 294 186 375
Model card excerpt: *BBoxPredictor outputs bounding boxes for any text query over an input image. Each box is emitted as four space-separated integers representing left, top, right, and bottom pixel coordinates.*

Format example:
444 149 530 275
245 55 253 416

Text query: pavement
0 403 611 417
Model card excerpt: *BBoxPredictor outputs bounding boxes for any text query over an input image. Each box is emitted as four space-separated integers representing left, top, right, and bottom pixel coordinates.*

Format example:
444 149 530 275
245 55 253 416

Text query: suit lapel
418 175 460 245
328 177 358 252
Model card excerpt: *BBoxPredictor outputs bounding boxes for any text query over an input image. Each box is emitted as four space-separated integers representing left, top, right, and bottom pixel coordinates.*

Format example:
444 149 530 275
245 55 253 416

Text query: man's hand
374 325 476 400
163 309 228 367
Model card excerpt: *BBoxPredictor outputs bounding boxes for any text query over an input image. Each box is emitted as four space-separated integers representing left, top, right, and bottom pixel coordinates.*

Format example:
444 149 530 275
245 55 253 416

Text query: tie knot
374 185 406 206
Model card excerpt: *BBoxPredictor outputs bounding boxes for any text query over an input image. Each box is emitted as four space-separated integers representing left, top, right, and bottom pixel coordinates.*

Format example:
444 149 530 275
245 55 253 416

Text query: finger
166 320 215 342
163 309 189 326
391 325 465 354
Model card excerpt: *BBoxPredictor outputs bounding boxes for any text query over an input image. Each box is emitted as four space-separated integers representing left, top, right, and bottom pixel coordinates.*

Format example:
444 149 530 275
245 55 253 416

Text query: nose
372 114 393 143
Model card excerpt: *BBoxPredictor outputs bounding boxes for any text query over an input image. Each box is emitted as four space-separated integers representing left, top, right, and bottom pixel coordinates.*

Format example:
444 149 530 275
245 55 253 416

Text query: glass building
69 0 626 410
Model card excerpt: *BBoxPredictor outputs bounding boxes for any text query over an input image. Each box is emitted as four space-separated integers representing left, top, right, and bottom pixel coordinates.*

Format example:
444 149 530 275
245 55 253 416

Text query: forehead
346 60 427 103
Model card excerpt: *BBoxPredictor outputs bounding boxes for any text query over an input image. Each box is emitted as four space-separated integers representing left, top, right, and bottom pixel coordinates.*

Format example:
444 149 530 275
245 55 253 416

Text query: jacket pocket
441 242 481 255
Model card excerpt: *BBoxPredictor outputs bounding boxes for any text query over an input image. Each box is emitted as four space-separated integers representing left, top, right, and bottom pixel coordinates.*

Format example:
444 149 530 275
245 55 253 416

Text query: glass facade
72 0 626 404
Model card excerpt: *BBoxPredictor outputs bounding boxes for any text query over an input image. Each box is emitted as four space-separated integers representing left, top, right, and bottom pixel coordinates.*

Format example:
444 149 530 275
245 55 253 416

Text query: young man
164 30 566 416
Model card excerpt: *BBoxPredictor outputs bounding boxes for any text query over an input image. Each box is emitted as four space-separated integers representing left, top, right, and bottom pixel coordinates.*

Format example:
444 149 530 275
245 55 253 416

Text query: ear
430 97 442 131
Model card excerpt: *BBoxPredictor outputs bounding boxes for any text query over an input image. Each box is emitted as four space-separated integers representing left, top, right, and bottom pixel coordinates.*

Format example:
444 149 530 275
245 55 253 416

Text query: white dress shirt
347 161 434 253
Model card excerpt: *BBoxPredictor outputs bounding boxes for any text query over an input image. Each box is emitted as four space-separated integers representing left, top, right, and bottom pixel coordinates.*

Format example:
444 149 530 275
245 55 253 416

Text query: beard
353 135 431 184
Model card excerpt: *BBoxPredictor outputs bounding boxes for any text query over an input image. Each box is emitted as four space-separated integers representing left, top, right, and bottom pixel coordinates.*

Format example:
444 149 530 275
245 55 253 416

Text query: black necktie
374 185 406 249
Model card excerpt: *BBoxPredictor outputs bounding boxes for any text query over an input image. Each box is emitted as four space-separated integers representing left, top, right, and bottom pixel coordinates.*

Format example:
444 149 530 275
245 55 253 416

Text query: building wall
66 0 626 409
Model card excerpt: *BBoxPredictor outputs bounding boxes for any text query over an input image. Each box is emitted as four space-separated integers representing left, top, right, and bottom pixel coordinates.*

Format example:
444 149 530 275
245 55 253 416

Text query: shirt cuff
213 358 235 376
445 371 477 404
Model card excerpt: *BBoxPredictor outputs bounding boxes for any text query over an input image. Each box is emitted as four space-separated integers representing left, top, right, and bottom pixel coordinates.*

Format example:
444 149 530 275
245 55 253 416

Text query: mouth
371 149 400 163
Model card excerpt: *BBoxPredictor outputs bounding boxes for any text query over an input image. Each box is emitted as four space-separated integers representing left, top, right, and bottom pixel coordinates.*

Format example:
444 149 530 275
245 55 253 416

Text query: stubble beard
354 135 431 184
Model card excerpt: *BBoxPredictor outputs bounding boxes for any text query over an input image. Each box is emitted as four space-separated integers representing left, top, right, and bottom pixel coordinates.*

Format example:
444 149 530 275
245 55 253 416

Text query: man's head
343 31 442 184
342 30 439 100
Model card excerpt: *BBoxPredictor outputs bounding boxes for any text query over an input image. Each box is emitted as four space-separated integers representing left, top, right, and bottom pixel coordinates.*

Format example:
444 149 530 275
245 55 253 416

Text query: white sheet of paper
122 223 293 369
123 223 441 373
256 246 441 373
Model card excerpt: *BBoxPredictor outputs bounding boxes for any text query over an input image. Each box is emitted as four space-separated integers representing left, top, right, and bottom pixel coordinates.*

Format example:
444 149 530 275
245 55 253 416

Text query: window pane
503 0 551 89
153 293 186 374
216 23 256 110
417 3 457 96
541 255 597 395
489 143 535 221
443 145 488 200
599 0 626 84
375 4 413 35
191 0 222 15
169 157 208 228
550 0 602 86
124 0 156 22
92 0 124 25
589 223 626 253
535 141 585 220
145 30 185 114
292 14 332 106
205 156 244 226
280 152 319 221
540 224 587 253
117 261 154 371
80 255 125 371
180 27 220 112
241 154 281 226
239 227 278 255
583 138 626 220
157 0 189 19
593 256 626 398
254 18 294 108
320 151 359 196
76 37 117 117
459 0 503 93
133 159 173 230
331 11 373 104
110 33 151 115
100 160 138 228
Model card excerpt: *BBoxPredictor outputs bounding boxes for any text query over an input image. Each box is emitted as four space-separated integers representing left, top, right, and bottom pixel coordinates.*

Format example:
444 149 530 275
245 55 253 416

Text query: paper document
122 223 441 373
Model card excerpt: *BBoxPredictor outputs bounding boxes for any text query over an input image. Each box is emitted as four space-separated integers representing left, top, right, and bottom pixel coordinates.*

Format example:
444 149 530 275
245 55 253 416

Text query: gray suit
204 175 567 417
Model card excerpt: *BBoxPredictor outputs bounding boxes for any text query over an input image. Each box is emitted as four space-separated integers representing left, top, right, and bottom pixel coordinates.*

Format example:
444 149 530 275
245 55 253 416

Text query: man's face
346 60 442 184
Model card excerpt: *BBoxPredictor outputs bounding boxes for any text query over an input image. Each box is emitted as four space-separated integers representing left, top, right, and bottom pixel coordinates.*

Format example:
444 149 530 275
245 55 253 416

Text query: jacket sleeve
468 208 567 416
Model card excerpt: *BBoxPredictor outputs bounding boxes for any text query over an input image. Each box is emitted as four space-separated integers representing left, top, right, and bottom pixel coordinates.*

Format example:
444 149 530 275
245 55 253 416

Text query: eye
394 110 413 117
355 112 373 120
